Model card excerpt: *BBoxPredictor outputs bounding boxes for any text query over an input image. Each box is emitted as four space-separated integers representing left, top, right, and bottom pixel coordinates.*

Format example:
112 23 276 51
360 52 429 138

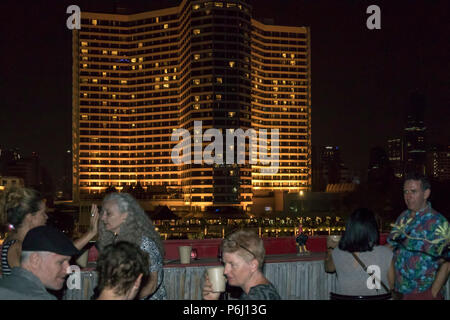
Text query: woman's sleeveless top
1 240 18 276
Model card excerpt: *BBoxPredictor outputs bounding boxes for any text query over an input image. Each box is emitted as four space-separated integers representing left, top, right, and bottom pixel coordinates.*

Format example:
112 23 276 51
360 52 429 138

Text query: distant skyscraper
311 145 321 191
56 149 73 200
72 0 312 212
312 146 350 191
321 146 341 184
2 152 53 193
427 145 450 181
0 147 22 175
387 138 404 178
403 92 427 175
368 146 392 186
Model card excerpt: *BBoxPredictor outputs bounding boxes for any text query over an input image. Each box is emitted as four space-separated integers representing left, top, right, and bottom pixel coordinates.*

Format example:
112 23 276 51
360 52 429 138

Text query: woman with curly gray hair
96 192 166 300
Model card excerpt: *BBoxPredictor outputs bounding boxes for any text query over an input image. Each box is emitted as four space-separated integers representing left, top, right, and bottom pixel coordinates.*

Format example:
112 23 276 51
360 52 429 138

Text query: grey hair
21 251 50 265
97 193 164 257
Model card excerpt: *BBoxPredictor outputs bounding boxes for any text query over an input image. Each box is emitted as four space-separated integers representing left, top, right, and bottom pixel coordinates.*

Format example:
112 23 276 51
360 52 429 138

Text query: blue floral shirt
387 203 448 294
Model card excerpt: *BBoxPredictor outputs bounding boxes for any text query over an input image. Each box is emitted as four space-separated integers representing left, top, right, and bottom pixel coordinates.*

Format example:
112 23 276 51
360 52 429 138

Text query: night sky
0 0 448 189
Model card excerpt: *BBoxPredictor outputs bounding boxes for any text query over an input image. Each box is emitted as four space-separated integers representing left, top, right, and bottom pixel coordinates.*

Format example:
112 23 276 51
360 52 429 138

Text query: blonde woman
202 229 281 300
1 187 99 276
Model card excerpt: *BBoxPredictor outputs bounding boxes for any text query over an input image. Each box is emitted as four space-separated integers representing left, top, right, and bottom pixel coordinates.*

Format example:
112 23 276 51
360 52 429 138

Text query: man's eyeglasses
222 238 256 260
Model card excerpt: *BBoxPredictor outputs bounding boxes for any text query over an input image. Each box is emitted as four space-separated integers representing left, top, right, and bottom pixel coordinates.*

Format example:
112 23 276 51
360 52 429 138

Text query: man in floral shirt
388 172 449 300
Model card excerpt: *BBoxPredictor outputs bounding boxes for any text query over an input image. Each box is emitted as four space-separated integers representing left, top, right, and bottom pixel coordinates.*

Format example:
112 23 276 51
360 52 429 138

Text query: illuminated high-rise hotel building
72 0 311 212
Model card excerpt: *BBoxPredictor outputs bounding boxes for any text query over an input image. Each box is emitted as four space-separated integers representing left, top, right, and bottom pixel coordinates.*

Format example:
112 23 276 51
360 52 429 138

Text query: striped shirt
1 240 18 276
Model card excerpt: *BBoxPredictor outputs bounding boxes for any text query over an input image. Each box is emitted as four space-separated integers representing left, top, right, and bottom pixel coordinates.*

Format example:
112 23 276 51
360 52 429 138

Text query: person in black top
202 229 281 300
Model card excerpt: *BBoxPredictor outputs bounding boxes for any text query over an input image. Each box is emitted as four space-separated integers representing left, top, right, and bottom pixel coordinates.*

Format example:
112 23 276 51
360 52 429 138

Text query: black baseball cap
22 226 80 256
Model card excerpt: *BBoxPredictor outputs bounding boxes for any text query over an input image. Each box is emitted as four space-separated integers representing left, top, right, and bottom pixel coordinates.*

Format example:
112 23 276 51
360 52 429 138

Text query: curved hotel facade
73 0 311 213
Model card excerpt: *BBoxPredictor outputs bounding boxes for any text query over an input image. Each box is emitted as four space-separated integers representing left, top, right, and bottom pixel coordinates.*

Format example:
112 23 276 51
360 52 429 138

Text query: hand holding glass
327 235 341 249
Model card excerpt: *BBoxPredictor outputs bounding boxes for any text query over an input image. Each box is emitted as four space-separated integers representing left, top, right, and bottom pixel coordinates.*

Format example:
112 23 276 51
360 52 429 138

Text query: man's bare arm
431 261 449 298
324 249 336 273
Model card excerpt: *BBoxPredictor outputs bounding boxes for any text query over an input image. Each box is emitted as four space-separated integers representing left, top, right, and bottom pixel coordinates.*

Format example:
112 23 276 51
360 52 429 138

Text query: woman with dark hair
0 187 98 276
325 208 395 296
96 241 149 300
96 192 166 300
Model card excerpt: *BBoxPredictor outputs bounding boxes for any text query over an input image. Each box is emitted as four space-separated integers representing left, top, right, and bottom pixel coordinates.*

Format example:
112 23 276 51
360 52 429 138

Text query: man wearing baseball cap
0 225 80 300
